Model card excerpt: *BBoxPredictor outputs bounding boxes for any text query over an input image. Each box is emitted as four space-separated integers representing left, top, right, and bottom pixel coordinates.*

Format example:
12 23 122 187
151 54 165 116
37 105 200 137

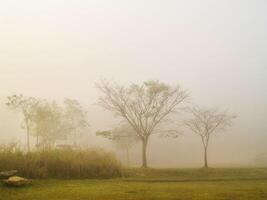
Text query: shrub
0 144 122 179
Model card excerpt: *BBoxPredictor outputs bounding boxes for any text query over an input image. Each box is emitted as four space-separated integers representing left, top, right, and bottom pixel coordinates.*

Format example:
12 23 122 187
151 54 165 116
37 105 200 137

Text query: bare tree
64 99 89 147
185 106 235 168
96 80 189 168
6 94 39 152
33 101 68 149
96 123 139 167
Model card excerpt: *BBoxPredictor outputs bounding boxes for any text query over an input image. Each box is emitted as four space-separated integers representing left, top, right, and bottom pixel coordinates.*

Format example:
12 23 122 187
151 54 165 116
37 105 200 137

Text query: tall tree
185 107 235 168
96 80 189 168
96 124 139 167
64 99 89 146
6 94 39 152
33 101 68 149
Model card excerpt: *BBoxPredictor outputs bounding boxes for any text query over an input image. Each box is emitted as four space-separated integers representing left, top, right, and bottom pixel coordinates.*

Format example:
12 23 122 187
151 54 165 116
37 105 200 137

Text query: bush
0 144 122 179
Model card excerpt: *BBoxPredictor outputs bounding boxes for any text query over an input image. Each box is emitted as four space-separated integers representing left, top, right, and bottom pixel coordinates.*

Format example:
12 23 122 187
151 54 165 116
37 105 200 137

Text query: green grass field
1 168 267 200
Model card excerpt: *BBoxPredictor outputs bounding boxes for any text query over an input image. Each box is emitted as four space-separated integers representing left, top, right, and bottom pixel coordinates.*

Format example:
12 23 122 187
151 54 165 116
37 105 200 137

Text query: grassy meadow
1 168 267 200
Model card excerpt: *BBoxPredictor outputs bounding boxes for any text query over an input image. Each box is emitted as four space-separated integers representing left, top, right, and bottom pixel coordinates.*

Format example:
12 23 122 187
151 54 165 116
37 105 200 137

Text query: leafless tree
96 123 139 167
6 95 40 152
33 100 68 149
96 80 189 168
64 99 89 147
185 106 236 168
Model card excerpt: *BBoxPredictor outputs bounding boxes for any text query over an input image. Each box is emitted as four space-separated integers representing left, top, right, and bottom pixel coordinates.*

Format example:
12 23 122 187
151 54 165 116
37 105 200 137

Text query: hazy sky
0 0 266 167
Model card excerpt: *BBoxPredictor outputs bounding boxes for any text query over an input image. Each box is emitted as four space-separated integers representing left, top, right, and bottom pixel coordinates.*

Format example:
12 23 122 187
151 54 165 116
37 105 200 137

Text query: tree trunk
204 146 208 168
26 125 30 153
126 146 130 167
142 139 148 168
73 130 77 147
36 135 39 148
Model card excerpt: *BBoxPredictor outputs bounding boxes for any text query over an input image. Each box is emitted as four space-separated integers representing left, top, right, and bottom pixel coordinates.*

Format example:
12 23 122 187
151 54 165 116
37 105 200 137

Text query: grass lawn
1 168 267 200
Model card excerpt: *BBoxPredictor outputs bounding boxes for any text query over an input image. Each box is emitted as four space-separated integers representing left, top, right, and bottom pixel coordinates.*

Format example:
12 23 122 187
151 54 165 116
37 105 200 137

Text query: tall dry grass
0 143 122 178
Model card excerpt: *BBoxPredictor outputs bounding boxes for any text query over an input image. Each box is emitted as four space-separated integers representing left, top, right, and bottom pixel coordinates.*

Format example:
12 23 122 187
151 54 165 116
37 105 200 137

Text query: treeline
3 79 236 169
6 95 89 151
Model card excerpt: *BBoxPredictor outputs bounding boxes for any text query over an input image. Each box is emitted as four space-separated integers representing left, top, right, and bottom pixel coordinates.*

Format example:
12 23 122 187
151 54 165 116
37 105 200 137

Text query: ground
1 168 267 200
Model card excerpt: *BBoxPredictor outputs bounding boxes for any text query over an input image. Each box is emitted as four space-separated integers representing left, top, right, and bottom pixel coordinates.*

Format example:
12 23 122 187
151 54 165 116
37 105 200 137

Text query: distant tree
6 94 39 152
254 152 267 166
96 124 139 166
96 80 189 168
185 106 235 168
63 99 89 146
33 101 68 149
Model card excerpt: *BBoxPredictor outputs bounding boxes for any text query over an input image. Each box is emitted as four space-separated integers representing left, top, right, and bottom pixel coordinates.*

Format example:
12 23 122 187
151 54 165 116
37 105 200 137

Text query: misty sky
0 0 267 167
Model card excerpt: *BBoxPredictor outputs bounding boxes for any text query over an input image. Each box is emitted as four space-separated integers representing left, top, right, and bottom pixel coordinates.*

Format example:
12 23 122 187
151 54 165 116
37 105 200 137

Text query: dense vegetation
0 144 121 179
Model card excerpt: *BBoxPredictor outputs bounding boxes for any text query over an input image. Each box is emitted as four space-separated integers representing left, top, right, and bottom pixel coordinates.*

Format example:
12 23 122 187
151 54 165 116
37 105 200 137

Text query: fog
0 0 267 167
